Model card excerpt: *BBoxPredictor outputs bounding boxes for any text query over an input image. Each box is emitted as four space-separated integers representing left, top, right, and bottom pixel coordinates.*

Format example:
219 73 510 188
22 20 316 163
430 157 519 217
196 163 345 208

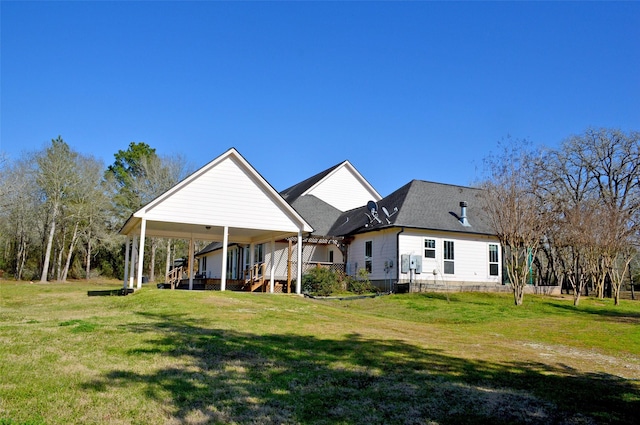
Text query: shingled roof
289 195 343 237
328 180 495 237
196 179 495 258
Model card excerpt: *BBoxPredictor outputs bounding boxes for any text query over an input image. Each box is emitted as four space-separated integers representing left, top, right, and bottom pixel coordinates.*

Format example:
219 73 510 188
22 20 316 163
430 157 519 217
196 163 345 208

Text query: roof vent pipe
459 201 470 227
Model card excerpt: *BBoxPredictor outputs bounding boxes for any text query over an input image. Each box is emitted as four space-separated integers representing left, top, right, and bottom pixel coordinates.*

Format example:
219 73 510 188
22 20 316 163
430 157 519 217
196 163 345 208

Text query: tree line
481 128 640 306
0 138 191 282
2 129 638 308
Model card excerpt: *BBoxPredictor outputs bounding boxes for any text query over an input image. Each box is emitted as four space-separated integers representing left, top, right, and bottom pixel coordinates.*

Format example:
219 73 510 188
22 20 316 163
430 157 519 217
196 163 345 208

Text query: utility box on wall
410 255 422 274
401 254 422 274
401 254 410 273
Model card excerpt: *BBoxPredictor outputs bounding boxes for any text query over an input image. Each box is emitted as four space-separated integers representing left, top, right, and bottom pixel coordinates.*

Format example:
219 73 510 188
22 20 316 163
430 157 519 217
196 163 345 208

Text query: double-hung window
365 241 372 273
424 239 436 258
443 240 454 274
489 244 499 276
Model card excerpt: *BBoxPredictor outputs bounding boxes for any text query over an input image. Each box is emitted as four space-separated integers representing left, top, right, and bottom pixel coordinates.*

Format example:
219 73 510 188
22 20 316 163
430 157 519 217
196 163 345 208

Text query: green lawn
1 282 639 424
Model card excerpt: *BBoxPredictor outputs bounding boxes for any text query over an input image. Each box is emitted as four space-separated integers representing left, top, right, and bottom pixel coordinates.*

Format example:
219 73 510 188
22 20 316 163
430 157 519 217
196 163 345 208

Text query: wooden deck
169 278 291 293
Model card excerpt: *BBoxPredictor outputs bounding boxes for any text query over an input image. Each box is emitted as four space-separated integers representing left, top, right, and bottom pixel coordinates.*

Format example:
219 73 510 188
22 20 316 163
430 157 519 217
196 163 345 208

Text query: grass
0 281 639 424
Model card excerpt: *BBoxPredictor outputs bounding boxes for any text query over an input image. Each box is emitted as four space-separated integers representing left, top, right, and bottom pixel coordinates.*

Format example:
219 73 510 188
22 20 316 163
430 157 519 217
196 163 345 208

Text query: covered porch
119 148 313 294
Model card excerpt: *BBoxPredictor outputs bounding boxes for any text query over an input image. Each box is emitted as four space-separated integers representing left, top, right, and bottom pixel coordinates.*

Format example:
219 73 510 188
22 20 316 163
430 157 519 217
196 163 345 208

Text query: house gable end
303 161 381 212
133 148 312 233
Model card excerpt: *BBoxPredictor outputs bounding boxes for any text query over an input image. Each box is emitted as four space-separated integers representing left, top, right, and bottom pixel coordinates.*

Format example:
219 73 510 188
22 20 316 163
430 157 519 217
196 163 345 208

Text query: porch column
165 239 171 282
269 238 275 293
188 237 194 290
287 239 292 294
123 235 130 289
136 219 146 289
296 231 302 294
129 235 138 289
221 226 228 291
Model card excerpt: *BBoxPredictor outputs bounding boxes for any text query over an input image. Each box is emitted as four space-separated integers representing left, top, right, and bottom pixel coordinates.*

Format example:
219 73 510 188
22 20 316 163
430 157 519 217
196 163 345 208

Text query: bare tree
0 156 40 279
35 137 79 282
55 154 107 281
481 141 545 305
576 129 640 305
534 128 639 305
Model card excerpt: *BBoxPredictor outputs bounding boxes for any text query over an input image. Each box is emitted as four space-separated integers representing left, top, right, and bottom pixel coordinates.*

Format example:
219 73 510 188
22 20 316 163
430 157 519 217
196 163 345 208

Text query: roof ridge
408 178 480 191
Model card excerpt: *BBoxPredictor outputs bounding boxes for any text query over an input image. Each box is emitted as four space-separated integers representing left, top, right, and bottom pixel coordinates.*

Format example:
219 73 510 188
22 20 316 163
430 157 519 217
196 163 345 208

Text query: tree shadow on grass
550 303 640 324
84 312 639 424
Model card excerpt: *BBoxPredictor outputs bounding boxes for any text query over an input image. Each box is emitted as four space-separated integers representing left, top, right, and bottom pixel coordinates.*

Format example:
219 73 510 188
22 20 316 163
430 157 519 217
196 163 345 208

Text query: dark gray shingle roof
290 195 343 237
196 241 225 256
196 180 494 256
328 180 495 237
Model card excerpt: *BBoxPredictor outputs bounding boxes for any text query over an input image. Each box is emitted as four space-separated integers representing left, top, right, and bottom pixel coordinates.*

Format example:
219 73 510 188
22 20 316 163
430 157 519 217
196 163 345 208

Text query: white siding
306 165 380 211
142 156 302 232
397 230 501 285
347 229 398 280
200 241 345 281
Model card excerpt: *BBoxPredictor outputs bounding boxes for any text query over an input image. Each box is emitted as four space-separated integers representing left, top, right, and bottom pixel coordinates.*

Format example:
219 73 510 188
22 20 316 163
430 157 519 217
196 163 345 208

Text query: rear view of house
121 147 502 293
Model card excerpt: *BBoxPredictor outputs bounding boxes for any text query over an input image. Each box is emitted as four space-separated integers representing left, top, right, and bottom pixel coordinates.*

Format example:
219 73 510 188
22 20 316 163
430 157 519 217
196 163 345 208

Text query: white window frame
443 240 454 274
489 244 499 276
424 238 436 259
365 240 372 273
255 243 264 263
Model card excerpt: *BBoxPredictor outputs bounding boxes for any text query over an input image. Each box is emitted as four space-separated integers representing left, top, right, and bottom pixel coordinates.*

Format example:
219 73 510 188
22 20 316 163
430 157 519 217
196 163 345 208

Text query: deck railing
166 266 184 289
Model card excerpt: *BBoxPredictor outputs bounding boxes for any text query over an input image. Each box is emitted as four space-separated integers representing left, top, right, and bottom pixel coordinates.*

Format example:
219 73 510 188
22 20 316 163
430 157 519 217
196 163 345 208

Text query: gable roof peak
279 160 347 202
280 159 380 206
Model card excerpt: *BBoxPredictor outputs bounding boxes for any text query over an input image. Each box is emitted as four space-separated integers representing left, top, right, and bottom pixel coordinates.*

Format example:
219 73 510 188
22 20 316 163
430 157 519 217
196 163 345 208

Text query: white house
327 180 502 292
121 147 502 293
119 148 313 293
194 159 382 292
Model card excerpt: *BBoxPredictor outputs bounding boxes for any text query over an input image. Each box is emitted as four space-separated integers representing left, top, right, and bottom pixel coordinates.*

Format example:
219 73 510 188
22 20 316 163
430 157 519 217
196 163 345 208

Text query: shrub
302 267 340 296
346 268 378 294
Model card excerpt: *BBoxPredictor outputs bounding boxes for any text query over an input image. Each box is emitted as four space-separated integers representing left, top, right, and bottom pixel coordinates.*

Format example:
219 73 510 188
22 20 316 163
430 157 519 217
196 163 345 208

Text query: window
226 250 233 279
365 241 372 273
328 250 334 263
489 244 499 276
444 240 454 274
424 239 436 258
254 244 264 263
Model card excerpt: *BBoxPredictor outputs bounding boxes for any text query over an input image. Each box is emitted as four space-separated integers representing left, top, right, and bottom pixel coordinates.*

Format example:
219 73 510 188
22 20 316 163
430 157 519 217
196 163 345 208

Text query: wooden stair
166 266 184 289
243 263 267 292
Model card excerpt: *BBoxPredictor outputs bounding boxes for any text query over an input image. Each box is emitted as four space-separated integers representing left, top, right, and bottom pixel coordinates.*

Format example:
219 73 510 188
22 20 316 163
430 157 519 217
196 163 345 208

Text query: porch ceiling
123 217 301 244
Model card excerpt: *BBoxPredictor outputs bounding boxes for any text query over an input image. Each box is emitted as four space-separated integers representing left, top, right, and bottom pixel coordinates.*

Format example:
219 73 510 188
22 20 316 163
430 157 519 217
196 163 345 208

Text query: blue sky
2 1 639 197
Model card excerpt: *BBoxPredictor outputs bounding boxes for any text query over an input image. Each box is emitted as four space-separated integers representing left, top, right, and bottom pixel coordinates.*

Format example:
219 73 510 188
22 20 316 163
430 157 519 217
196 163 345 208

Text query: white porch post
165 239 171 281
248 242 255 289
188 237 194 290
136 219 146 289
221 226 228 291
269 238 275 293
296 231 303 295
123 236 130 289
129 235 138 289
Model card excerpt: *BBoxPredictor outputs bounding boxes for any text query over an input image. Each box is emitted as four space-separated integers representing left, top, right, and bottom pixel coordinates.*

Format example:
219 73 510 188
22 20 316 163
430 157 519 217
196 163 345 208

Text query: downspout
396 227 405 289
